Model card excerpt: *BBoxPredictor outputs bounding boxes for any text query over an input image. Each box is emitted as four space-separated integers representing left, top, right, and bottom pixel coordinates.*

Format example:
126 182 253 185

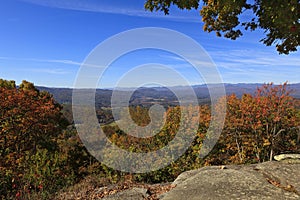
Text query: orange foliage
0 81 65 169
207 82 300 165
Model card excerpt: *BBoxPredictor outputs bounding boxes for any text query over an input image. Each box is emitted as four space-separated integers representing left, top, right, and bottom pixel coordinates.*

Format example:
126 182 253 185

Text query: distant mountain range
37 83 300 107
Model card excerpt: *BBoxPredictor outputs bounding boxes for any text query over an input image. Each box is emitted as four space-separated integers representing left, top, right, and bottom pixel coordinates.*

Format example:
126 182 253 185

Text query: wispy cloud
160 53 218 69
20 0 201 23
159 54 186 62
26 68 69 75
214 50 300 67
0 56 82 66
208 49 300 83
0 56 81 75
42 59 83 66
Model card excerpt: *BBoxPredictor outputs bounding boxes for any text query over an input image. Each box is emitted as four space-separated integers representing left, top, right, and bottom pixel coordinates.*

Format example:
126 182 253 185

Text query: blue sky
0 0 299 88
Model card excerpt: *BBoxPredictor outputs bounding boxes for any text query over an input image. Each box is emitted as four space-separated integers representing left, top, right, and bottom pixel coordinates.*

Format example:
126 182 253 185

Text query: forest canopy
0 79 299 199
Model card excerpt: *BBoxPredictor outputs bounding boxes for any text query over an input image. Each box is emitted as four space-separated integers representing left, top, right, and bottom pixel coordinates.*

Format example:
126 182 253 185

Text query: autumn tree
0 88 107 198
145 0 300 54
208 83 300 165
0 80 66 161
253 82 299 160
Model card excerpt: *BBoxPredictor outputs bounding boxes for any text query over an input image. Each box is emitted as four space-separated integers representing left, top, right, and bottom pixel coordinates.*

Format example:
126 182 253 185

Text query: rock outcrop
101 187 148 200
274 154 300 163
58 154 300 199
161 161 300 200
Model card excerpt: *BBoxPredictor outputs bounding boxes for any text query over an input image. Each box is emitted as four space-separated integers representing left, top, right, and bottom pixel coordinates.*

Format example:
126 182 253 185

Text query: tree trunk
269 148 273 161
235 135 242 163
297 127 300 145
269 136 275 161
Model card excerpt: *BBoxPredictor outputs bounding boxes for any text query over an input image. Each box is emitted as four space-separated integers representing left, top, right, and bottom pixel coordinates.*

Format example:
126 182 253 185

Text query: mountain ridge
37 83 300 106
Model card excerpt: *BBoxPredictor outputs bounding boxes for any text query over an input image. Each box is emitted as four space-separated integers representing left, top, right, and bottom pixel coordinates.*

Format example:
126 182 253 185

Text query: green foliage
19 80 38 92
0 79 16 89
145 0 199 14
145 0 300 54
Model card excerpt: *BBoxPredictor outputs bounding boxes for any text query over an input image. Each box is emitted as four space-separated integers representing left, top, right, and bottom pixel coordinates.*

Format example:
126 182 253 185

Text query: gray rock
97 160 300 200
254 161 300 192
161 162 300 200
274 154 300 162
101 187 148 200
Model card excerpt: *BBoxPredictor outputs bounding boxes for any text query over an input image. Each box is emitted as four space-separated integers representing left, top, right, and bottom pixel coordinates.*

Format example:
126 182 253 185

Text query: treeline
0 79 299 199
